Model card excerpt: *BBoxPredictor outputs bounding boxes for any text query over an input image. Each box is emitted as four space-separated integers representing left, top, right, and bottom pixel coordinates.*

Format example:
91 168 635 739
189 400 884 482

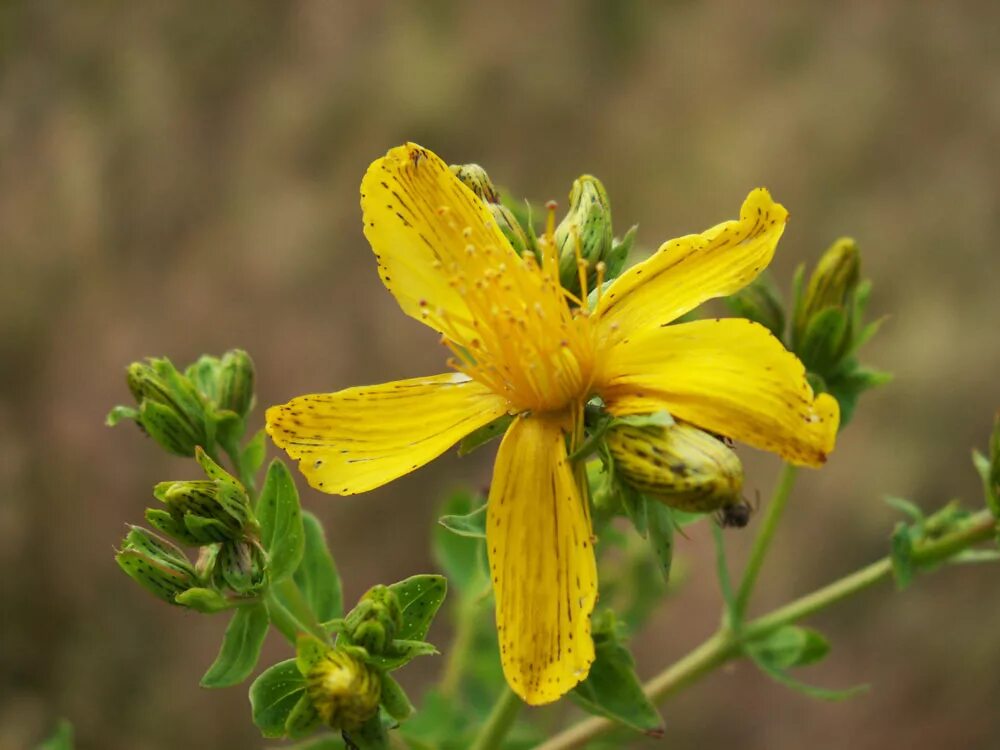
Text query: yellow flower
266 143 839 705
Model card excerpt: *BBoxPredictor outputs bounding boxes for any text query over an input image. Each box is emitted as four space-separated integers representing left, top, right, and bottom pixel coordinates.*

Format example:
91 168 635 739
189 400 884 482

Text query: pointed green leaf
884 496 924 524
749 650 867 702
745 625 831 670
645 502 674 583
258 459 305 581
370 639 439 671
380 673 415 721
200 603 270 687
438 501 487 540
250 659 307 738
433 492 488 594
388 575 447 642
458 415 513 455
294 512 343 621
570 617 663 735
619 485 647 537
284 693 322 739
242 428 268 478
105 405 139 427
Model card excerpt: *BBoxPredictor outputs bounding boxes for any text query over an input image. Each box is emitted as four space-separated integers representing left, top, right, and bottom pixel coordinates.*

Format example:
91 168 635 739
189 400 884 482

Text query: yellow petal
360 143 520 339
596 318 838 466
266 373 510 495
595 189 787 339
487 414 598 705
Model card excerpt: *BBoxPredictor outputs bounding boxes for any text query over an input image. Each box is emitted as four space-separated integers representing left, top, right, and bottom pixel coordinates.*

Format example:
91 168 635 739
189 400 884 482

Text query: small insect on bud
451 163 531 256
147 447 257 546
554 175 613 298
118 358 212 456
115 526 199 605
344 584 403 656
305 648 382 731
606 421 744 513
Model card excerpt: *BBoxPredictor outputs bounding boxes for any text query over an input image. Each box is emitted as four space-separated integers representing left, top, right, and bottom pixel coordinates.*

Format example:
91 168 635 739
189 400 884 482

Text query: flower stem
470 686 523 750
534 509 997 750
439 599 478 698
733 463 799 621
265 578 328 644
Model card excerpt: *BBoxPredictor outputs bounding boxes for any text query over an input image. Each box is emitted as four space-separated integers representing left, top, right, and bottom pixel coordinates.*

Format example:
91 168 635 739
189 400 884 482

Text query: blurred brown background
2 2 999 748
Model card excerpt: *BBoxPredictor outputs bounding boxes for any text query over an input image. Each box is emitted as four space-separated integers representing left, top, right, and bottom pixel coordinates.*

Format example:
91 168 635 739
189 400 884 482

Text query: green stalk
534 510 997 750
470 686 523 750
439 598 478 698
733 463 799 620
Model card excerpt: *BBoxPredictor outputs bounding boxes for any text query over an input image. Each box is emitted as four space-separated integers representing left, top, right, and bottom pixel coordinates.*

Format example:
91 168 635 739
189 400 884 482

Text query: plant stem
265 579 328 644
470 686 523 750
439 599 478 698
733 463 799 621
535 509 997 750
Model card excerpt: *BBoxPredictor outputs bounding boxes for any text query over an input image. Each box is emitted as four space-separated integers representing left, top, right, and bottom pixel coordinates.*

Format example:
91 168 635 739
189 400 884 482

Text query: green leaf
174 587 231 613
570 614 663 735
619 485 647 537
200 603 270 687
284 693 322 739
645 502 674 583
371 639 439 671
105 404 139 427
389 575 447 643
258 459 305 582
433 491 488 594
295 512 343 621
749 650 868 702
458 415 513 455
746 625 830 670
38 719 74 750
890 521 914 590
242 428 268 478
438 501 487 539
380 672 415 721
884 495 925 524
250 659 307 738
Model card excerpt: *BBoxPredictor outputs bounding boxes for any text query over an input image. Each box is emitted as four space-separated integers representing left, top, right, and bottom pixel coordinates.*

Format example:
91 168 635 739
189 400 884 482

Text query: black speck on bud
606 421 744 513
344 584 403 656
555 175 613 298
451 163 531 256
147 447 257 546
305 647 381 731
115 526 198 605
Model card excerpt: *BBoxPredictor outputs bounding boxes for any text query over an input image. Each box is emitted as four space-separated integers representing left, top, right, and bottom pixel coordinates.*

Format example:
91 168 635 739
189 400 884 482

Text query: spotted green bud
451 163 531 255
217 349 255 418
606 421 744 513
148 447 257 545
793 238 860 351
115 526 199 605
305 648 381 731
344 584 403 656
216 539 266 594
555 175 613 297
113 358 211 456
726 274 786 339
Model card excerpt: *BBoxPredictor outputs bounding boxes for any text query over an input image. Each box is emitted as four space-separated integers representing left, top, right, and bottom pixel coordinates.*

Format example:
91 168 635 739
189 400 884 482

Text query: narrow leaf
645 502 674 583
746 625 831 670
258 459 305 581
438 502 487 539
250 659 307 738
884 495 925 523
380 673 415 721
242 428 268 478
749 650 868 702
295 511 343 621
200 603 270 687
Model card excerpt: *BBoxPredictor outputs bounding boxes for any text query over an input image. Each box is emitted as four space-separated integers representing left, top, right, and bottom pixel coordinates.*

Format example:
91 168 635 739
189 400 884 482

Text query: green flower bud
148 447 257 545
305 648 381 731
120 358 211 456
555 175 613 297
451 163 531 255
115 526 198 605
606 421 744 513
216 539 266 594
344 584 403 656
792 237 861 353
725 274 786 339
217 349 255 418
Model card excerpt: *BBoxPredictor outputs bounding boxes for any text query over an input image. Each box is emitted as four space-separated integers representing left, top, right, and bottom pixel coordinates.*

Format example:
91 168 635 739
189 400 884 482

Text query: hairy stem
535 509 997 750
470 686 523 750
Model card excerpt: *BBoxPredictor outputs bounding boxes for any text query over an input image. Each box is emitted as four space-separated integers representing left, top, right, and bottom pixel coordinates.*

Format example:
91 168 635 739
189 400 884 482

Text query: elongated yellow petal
595 189 787 340
360 143 519 340
597 318 838 466
266 373 510 495
487 415 597 705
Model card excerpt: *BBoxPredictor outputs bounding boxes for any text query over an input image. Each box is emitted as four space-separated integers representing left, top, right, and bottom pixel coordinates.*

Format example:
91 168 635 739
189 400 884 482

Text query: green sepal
183 512 232 545
115 548 196 605
294 511 344 622
217 540 266 594
748 649 867 702
379 672 415 721
645 502 674 583
569 611 663 735
258 459 305 582
438 501 487 539
797 307 848 376
825 363 893 427
458 415 513 456
105 404 139 427
137 399 202 457
174 587 231 613
296 634 330 675
619 485 648 537
200 602 270 688
284 692 323 739
346 711 391 750
368 639 439 671
121 526 196 576
250 658 307 738
604 225 637 282
890 521 914 589
744 625 831 670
